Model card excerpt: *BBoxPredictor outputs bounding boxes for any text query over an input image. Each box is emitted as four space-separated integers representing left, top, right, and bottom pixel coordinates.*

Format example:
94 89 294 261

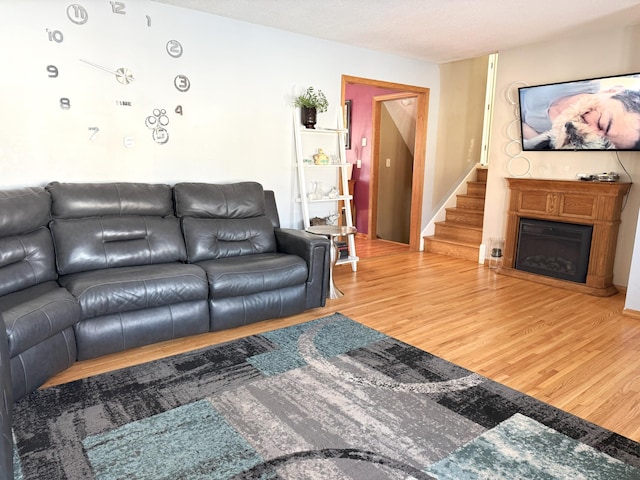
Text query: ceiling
151 0 640 63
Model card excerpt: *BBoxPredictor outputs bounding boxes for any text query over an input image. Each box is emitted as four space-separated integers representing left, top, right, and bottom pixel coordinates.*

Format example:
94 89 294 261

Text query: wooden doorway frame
341 75 429 251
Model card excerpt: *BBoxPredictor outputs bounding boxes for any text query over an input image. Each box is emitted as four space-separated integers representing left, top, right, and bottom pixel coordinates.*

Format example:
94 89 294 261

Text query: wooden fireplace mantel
501 178 631 296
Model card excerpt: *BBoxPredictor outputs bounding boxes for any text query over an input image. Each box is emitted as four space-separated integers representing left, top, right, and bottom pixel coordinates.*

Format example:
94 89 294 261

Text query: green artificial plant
294 86 329 112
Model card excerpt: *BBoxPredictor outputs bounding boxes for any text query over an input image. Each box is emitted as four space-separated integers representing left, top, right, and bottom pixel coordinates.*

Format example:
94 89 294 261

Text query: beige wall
377 105 413 243
485 25 640 287
432 56 489 207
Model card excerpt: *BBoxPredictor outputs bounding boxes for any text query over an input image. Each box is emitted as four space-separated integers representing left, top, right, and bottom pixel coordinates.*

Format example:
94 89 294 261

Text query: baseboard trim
614 284 627 294
623 308 640 320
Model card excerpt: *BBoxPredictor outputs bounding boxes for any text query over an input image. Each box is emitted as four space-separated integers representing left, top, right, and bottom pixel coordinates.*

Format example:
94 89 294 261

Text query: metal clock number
146 108 170 144
109 1 126 14
66 4 88 24
174 75 190 92
166 40 183 58
166 40 191 95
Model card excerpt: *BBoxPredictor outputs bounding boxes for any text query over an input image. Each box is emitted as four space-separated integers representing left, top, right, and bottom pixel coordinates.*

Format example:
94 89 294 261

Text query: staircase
424 167 487 262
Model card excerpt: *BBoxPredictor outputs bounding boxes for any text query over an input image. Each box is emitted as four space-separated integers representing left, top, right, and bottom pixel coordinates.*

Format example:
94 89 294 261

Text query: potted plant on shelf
294 86 329 129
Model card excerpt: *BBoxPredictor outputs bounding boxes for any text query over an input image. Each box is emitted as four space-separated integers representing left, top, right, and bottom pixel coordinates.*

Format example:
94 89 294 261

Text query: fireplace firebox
515 219 592 283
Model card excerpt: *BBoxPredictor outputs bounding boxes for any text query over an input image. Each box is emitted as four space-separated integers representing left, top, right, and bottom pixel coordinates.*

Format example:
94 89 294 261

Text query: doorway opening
374 94 417 244
341 75 429 251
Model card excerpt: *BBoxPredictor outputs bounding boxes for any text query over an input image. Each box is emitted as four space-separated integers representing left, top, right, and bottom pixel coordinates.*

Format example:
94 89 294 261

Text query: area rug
11 313 640 479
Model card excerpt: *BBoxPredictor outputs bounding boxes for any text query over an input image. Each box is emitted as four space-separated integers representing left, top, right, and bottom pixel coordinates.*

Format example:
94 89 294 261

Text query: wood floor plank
41 239 640 442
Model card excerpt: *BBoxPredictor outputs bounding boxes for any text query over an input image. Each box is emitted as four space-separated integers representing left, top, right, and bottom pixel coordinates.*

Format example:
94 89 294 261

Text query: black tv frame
518 72 640 151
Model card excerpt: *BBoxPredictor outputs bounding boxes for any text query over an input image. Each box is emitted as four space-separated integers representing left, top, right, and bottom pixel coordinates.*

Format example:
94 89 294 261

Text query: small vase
301 106 317 129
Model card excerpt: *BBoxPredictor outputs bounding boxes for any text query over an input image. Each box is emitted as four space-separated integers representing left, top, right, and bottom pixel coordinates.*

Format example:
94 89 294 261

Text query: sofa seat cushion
58 263 208 319
0 281 80 357
73 301 209 361
198 253 308 299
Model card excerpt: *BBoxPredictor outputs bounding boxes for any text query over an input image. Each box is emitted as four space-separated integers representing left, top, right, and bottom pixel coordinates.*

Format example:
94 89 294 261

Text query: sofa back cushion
180 217 277 262
0 228 58 297
47 182 173 218
0 187 51 237
174 182 265 219
47 183 186 275
50 216 186 275
0 188 57 296
174 182 277 262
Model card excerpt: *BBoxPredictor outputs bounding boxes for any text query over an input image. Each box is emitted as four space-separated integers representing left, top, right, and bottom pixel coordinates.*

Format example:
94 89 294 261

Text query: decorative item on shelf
294 86 329 129
335 241 349 259
310 212 338 226
327 186 338 199
310 216 327 226
307 181 324 200
313 148 330 165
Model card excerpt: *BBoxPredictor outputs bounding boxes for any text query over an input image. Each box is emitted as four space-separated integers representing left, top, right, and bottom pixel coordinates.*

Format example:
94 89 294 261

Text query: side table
306 225 357 299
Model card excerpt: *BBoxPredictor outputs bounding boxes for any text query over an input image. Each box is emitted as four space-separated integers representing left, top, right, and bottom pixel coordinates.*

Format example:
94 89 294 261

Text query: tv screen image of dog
518 73 640 151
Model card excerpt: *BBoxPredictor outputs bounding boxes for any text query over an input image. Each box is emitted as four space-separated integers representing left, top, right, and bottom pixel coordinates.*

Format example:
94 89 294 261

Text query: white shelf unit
293 109 358 271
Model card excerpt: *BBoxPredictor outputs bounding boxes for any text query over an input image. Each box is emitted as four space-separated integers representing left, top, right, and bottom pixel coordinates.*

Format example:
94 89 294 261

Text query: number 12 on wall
110 1 126 14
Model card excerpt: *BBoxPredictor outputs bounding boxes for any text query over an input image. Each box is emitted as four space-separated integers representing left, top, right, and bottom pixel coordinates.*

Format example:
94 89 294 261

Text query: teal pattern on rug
11 313 640 479
247 313 387 376
427 413 640 479
82 400 263 480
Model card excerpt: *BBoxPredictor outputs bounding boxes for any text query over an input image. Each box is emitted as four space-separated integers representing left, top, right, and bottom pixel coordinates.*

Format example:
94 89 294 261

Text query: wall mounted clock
45 1 191 146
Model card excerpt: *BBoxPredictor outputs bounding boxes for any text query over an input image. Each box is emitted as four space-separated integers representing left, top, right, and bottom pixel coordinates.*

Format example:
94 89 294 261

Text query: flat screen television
518 72 640 151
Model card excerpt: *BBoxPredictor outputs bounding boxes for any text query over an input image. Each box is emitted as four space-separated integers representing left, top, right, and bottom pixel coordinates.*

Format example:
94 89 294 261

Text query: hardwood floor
43 239 640 442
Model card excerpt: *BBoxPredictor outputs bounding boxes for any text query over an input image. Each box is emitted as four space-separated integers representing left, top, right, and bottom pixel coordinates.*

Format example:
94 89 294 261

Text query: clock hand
79 59 119 76
79 59 135 84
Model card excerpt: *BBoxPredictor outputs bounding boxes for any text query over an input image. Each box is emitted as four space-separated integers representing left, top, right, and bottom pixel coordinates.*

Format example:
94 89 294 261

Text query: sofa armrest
274 228 330 308
0 313 13 480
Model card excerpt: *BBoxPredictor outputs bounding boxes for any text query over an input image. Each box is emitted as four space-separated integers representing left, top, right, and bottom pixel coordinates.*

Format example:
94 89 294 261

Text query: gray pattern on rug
11 313 640 479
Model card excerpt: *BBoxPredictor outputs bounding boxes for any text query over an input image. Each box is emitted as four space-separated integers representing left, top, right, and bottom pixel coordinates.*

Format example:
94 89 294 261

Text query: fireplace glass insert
515 218 593 283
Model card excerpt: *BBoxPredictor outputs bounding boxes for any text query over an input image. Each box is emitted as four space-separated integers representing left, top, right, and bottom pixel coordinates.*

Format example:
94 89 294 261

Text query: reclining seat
46 182 209 360
174 182 329 331
0 188 80 401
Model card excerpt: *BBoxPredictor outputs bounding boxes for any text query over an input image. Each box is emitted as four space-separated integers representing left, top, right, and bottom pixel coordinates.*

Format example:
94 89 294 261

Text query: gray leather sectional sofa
0 181 330 480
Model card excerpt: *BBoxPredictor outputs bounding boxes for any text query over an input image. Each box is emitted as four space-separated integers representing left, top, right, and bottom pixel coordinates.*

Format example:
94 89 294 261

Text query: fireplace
502 178 630 296
515 219 592 283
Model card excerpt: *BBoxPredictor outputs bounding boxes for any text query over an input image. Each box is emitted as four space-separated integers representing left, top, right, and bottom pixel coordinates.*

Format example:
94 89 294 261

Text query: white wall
627 214 640 311
484 25 640 288
0 0 440 230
